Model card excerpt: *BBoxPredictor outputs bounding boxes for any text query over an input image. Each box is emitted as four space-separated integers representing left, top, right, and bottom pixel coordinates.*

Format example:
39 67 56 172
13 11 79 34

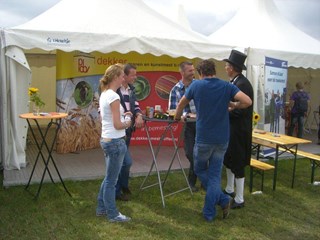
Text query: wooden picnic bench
252 132 311 190
294 150 320 184
249 158 275 192
252 137 320 185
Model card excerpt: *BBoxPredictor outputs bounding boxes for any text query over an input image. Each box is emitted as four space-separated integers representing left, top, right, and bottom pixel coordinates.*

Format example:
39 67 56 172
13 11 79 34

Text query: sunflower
28 87 39 95
28 87 45 107
252 111 260 128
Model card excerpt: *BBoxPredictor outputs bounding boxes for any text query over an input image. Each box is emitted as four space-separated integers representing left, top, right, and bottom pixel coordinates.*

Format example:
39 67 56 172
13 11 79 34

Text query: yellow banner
56 50 195 79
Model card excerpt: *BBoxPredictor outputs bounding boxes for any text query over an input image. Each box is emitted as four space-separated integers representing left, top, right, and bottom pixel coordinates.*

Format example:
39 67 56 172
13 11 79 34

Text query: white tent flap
209 0 320 69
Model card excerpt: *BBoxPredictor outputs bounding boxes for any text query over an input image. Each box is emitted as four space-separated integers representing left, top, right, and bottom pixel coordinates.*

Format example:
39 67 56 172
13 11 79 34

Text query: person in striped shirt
168 61 198 192
115 63 144 201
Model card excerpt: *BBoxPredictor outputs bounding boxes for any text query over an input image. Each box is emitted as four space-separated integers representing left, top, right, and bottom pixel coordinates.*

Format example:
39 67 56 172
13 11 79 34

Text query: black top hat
223 50 247 70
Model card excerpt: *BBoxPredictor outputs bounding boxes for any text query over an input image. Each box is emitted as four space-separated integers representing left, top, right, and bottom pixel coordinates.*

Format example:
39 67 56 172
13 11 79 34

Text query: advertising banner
55 51 192 153
263 56 288 156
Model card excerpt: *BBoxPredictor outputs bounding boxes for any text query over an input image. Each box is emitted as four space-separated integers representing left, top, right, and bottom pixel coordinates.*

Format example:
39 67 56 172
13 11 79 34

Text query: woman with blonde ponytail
96 64 132 222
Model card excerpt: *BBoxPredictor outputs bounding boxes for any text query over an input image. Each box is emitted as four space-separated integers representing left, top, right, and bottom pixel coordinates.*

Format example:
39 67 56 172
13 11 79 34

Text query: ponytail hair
100 64 124 91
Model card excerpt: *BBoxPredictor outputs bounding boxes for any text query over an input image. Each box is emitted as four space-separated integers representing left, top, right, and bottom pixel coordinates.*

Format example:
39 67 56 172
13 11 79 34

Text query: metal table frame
139 117 192 207
20 113 72 199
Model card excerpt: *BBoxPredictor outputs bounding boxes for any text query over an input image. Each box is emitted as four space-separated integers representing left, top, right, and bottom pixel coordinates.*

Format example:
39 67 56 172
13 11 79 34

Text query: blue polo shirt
185 77 239 144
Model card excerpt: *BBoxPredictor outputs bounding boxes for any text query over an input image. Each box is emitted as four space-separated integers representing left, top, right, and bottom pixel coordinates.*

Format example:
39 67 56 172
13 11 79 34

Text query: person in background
174 59 252 222
288 82 310 138
168 61 198 192
223 50 253 209
96 64 132 222
274 93 282 133
269 91 276 132
115 63 144 201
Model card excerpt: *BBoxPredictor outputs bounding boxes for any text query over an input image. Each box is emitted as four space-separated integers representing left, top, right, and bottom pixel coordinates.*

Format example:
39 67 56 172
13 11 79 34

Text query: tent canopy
208 0 320 69
2 0 231 60
0 0 233 170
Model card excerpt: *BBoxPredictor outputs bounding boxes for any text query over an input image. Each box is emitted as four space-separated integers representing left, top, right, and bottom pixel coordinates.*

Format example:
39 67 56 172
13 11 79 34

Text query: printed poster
55 51 194 153
263 56 288 156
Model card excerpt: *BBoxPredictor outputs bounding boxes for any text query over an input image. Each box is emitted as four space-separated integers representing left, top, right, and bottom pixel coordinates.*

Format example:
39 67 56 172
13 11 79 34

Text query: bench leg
311 160 315 184
250 167 253 193
261 172 265 192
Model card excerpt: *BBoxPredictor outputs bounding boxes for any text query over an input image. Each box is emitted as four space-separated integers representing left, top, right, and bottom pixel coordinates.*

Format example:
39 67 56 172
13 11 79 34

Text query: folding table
19 112 72 199
139 117 193 207
252 131 311 190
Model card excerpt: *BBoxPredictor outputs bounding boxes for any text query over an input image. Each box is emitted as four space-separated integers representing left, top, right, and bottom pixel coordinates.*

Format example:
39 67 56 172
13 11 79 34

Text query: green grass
1 158 320 240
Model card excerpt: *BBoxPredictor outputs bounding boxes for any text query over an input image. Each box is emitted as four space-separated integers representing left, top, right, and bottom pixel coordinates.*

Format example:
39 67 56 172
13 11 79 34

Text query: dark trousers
184 122 197 186
116 127 133 195
318 108 320 140
288 113 304 138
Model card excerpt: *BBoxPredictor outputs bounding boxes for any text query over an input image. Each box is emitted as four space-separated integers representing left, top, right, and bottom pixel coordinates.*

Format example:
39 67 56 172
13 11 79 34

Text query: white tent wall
246 64 264 116
0 42 31 170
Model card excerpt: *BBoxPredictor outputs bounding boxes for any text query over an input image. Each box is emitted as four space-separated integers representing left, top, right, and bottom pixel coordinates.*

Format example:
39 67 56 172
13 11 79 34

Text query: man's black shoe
122 187 132 195
230 200 245 209
116 194 129 201
223 190 235 198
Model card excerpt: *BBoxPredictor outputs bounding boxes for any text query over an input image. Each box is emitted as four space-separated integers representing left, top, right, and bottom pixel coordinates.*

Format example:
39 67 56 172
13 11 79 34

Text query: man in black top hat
223 50 254 209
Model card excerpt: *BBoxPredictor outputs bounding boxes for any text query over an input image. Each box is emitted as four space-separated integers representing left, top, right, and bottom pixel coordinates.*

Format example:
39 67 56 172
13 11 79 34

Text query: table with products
139 116 193 207
252 130 311 190
19 112 72 199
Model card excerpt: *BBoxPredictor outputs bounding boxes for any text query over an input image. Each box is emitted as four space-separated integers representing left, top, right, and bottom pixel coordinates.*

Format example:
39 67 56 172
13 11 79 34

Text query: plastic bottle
148 107 154 118
251 191 263 195
124 115 131 122
313 181 320 186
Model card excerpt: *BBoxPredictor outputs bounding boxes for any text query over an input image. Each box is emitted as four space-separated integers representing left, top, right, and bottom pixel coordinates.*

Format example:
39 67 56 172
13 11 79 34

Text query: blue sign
265 57 288 69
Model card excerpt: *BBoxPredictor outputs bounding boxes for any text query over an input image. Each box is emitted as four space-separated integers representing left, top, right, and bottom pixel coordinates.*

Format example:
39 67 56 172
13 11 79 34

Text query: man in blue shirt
168 61 198 192
175 60 252 222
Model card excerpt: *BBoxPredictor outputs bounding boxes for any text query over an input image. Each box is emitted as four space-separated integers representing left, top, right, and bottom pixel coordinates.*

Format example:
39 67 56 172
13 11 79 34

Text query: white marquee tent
0 0 232 170
208 0 320 128
209 0 320 69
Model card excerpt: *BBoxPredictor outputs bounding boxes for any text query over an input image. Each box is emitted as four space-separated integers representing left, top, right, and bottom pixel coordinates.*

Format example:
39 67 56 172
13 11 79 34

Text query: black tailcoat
224 74 254 177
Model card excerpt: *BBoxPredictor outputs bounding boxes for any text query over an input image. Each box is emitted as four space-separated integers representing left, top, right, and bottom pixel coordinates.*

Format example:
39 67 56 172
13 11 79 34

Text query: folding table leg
138 121 167 207
291 145 298 188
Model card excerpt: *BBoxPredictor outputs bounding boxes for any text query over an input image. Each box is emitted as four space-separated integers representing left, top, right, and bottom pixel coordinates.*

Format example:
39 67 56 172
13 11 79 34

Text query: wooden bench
249 158 275 192
295 150 320 184
252 138 288 155
252 139 320 184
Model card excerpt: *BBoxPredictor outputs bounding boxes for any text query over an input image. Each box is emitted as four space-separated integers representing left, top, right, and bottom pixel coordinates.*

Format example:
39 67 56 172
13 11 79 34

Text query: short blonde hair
100 64 124 91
